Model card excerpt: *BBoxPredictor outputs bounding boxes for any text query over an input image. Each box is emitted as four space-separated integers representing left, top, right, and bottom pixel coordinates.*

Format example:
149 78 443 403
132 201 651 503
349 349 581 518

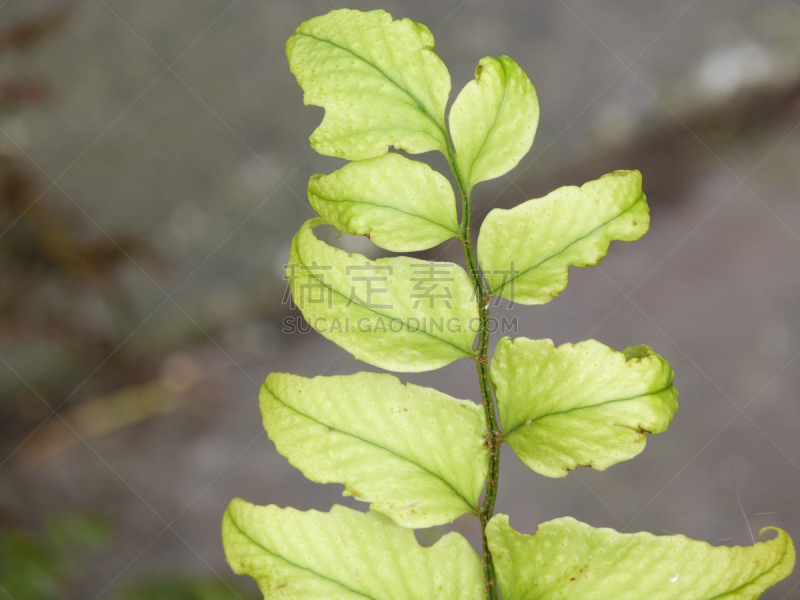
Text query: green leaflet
223 500 485 600
260 372 487 527
491 337 678 477
477 170 649 304
487 514 795 600
286 9 451 159
308 153 459 252
450 56 539 191
288 219 477 372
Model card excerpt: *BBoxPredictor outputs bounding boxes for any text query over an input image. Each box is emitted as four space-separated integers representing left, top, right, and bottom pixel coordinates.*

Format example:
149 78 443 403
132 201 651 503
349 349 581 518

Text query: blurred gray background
0 0 799 598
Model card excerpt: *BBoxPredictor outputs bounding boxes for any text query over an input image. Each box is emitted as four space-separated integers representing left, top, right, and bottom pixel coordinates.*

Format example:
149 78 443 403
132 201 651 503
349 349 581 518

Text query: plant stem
446 149 501 600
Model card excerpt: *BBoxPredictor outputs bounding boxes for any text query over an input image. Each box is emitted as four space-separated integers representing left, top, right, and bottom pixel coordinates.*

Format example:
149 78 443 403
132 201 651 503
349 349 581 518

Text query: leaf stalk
446 147 501 600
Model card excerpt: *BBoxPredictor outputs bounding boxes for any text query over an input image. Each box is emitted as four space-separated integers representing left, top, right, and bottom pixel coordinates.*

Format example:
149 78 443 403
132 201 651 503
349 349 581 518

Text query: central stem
446 148 501 600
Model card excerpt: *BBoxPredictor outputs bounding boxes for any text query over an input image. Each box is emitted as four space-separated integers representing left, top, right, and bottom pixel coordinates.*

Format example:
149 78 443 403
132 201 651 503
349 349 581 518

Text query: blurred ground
1 0 799 598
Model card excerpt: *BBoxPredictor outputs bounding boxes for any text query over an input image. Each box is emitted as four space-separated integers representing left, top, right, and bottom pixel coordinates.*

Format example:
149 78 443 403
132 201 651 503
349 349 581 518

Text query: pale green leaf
223 500 485 599
308 153 459 252
450 56 539 190
260 372 487 527
288 219 477 372
487 514 795 600
491 337 677 477
287 9 451 159
478 170 649 304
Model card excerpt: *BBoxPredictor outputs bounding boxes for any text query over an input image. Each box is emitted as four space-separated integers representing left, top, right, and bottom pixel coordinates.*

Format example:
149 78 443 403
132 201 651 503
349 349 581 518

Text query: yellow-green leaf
288 219 477 372
478 170 649 304
308 153 459 252
286 9 451 159
491 337 678 477
450 56 539 191
223 500 485 599
260 372 487 527
487 514 795 600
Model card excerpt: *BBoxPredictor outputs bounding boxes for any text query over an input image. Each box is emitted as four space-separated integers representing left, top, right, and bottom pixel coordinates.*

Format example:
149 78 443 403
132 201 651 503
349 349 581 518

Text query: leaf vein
467 60 510 179
492 191 646 296
311 195 458 234
264 382 476 511
707 540 791 599
294 239 474 357
296 32 447 140
502 379 674 438
228 513 376 600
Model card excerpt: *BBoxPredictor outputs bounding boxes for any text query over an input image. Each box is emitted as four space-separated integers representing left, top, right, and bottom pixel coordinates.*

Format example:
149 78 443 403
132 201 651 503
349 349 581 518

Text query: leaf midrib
311 193 459 235
465 59 510 182
294 233 475 358
707 539 791 599
228 513 376 600
296 31 448 141
264 382 476 512
501 380 675 438
490 191 645 296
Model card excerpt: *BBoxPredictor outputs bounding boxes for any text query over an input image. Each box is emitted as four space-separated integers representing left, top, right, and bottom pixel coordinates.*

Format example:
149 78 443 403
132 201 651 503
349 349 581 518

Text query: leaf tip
758 526 793 544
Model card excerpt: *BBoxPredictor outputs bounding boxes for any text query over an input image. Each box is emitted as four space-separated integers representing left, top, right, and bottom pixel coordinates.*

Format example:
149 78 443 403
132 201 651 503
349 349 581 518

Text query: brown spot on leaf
343 485 363 499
